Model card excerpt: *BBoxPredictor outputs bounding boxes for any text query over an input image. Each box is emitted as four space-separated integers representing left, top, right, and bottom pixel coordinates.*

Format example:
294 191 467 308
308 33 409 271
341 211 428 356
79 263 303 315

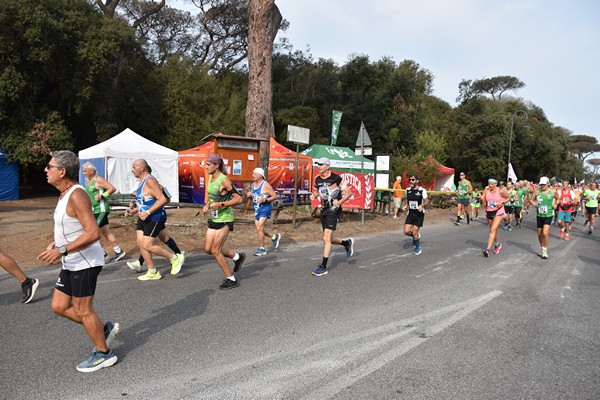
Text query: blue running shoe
254 247 267 256
271 233 281 251
104 321 120 348
312 265 328 276
344 238 354 257
413 247 422 255
76 349 117 373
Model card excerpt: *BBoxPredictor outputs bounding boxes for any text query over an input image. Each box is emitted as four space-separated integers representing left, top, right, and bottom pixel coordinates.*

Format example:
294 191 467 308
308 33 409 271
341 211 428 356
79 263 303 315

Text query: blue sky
173 0 600 150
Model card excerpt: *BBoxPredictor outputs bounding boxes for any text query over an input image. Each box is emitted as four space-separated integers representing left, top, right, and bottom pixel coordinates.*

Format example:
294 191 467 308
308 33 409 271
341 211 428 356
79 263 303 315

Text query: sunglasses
46 164 62 170
409 178 417 181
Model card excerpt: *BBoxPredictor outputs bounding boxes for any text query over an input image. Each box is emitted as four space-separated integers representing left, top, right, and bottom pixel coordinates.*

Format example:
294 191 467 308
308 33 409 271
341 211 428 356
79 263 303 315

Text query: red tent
402 156 455 191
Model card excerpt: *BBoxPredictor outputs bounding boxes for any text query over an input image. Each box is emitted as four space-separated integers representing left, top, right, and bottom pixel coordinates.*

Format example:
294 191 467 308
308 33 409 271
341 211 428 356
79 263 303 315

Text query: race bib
211 209 219 218
488 201 497 208
458 190 465 195
409 200 419 210
538 205 548 214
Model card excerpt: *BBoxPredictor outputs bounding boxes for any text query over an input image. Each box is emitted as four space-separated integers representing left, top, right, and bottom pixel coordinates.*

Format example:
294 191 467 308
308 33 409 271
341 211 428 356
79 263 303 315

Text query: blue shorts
254 207 272 221
557 211 572 222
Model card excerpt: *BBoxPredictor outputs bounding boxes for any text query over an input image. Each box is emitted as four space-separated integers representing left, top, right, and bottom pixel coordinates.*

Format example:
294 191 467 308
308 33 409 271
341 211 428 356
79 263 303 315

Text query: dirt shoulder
0 196 454 270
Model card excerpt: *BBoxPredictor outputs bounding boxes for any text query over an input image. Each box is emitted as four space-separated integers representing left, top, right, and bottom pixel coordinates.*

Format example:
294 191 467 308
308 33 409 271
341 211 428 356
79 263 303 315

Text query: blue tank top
251 180 272 213
136 175 166 222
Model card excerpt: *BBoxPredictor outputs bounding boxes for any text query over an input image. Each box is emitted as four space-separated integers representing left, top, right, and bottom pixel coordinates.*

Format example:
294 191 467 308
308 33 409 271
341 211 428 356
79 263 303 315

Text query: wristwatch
58 246 69 256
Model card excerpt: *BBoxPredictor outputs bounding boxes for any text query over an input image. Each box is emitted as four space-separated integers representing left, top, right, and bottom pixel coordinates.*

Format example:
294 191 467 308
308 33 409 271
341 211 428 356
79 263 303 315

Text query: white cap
539 176 550 185
315 157 330 165
253 167 265 178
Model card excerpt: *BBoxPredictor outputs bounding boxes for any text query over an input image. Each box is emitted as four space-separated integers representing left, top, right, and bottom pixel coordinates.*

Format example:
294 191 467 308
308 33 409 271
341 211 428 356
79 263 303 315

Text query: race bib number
488 201 497 208
211 208 219 218
538 205 548 214
409 201 419 210
561 198 570 204
591 195 597 201
458 190 465 195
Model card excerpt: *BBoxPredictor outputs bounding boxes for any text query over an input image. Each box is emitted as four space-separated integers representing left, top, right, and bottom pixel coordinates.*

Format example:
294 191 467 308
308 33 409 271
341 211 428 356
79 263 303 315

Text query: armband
102 191 110 198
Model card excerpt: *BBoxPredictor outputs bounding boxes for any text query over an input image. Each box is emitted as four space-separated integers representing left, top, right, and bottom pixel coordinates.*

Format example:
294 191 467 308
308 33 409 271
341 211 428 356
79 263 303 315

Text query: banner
507 163 518 183
331 110 343 145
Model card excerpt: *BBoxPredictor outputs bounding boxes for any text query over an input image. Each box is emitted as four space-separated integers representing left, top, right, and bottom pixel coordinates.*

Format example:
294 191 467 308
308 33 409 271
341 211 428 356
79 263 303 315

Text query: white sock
170 254 177 261
114 246 122 253
227 275 236 281
149 268 157 274
233 253 240 261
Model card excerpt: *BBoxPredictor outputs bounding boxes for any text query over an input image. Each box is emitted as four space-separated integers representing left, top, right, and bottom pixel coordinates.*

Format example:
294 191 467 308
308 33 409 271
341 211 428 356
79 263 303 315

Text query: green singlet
208 173 234 223
457 181 469 199
536 190 554 218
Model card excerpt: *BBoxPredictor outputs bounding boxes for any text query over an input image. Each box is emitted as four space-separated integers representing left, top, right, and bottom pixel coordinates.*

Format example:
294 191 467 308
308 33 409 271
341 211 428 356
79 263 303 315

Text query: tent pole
292 145 299 229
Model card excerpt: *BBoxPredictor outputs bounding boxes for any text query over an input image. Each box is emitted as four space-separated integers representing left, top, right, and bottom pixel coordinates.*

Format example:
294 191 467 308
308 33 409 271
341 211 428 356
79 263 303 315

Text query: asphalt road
1 213 599 399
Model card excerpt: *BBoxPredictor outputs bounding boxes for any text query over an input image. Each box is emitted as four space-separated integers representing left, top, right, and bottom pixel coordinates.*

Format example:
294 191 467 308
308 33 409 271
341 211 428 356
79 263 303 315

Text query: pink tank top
485 188 505 213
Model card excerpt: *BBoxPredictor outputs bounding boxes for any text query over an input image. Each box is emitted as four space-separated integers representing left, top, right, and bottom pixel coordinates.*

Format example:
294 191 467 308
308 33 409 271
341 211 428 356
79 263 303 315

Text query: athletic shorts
557 211 572 222
208 220 234 231
586 206 597 215
393 198 402 209
320 207 341 231
457 198 469 206
486 208 506 220
254 207 272 221
404 211 425 228
513 207 522 216
504 206 514 214
536 216 553 228
94 212 109 228
136 217 166 237
55 266 102 298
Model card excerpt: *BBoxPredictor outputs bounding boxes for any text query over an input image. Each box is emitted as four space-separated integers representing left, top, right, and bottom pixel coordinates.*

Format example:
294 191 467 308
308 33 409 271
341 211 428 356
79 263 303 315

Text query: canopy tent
0 151 18 201
178 138 313 204
78 128 179 202
402 156 455 191
301 144 375 209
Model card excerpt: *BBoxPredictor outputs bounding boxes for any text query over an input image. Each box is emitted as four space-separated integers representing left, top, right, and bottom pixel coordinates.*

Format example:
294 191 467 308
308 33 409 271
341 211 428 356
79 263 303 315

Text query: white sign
376 155 391 171
375 173 390 189
355 148 373 155
287 125 310 144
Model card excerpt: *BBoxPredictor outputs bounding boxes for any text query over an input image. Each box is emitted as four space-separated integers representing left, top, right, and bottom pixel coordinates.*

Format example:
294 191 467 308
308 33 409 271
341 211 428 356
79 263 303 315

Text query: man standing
392 176 403 219
38 150 119 372
402 174 430 255
454 172 472 225
131 159 184 281
310 157 354 276
203 154 245 289
246 167 281 256
557 180 577 241
0 249 39 304
530 176 558 259
82 162 126 263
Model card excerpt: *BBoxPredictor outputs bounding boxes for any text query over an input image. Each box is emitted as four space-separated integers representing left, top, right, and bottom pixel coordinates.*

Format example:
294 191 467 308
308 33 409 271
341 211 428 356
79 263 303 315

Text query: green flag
331 110 343 145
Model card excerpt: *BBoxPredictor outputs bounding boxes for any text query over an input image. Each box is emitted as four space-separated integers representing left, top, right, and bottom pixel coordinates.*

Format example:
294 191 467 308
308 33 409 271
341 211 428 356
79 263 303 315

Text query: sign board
287 125 310 145
355 121 372 147
355 148 373 156
376 155 391 171
376 173 390 189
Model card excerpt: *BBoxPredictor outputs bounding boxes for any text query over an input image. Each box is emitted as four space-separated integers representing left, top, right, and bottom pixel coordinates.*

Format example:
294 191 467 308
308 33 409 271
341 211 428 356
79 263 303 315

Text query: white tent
78 128 179 202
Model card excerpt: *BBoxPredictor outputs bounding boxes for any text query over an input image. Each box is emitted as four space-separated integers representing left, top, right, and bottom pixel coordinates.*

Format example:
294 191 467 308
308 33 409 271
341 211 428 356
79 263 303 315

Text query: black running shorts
320 207 341 231
55 266 102 298
404 211 425 227
136 218 166 237
207 220 234 231
536 216 553 228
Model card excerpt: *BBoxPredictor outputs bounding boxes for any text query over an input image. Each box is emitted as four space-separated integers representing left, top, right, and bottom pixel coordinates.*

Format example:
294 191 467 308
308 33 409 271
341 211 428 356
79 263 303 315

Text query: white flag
507 163 518 183
574 177 578 184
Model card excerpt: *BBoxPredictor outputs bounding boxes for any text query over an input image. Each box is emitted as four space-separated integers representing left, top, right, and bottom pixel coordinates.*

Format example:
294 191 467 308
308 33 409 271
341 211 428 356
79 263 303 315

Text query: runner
530 176 558 259
0 248 39 304
392 176 403 220
38 150 119 372
246 167 281 256
502 180 516 231
131 159 184 281
82 162 126 263
402 174 429 255
481 178 511 257
582 181 599 234
572 182 582 220
469 187 481 220
310 157 354 276
202 154 245 289
454 172 472 225
557 179 577 241
514 181 527 228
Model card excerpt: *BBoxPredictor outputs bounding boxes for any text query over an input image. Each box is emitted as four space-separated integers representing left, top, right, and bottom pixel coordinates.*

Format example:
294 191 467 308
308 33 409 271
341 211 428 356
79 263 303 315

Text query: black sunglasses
46 163 62 170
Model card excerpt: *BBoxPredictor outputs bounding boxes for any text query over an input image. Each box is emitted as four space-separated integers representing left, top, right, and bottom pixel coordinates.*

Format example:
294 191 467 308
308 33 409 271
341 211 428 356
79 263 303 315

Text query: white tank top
54 185 104 271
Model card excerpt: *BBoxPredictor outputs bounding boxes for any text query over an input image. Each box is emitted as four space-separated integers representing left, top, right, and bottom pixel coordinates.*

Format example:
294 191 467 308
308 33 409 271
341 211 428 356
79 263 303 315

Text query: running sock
21 277 32 287
138 255 145 265
456 216 460 222
466 214 470 223
113 246 122 253
414 238 420 248
341 239 350 247
227 275 236 281
165 238 181 254
322 257 329 267
233 253 240 261
170 254 177 261
100 349 110 355
148 268 157 274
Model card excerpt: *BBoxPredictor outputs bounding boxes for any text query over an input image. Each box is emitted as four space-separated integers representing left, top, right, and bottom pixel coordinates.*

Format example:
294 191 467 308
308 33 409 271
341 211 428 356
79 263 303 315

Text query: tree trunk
246 0 282 173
